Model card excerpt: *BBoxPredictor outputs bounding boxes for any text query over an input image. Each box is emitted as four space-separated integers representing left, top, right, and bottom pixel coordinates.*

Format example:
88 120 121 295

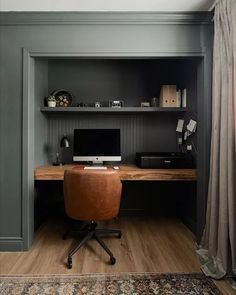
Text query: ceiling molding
0 12 213 26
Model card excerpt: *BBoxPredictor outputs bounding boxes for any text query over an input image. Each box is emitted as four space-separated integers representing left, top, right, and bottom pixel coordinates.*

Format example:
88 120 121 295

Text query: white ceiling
0 0 215 12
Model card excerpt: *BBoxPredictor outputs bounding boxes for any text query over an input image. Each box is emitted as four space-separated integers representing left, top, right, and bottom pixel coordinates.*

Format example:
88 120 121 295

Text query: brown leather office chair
63 168 122 268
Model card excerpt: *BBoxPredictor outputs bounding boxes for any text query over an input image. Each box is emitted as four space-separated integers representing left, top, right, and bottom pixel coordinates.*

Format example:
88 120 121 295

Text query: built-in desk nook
32 57 200 236
32 57 203 244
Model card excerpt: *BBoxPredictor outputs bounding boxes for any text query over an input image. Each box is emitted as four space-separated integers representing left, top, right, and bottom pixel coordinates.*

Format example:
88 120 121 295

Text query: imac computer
73 129 121 165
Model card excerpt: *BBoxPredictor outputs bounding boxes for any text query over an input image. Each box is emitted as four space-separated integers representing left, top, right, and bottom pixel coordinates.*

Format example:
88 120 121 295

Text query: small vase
48 101 56 107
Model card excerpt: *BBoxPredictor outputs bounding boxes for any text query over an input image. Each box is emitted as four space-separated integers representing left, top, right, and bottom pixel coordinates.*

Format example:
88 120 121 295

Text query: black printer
136 152 195 169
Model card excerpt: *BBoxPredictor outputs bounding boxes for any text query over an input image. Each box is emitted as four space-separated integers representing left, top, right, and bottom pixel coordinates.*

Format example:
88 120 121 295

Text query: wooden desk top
34 164 197 181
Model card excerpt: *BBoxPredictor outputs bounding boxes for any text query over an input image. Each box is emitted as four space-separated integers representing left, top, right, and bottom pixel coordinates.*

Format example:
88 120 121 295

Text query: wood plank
0 217 233 295
34 164 197 181
0 218 199 275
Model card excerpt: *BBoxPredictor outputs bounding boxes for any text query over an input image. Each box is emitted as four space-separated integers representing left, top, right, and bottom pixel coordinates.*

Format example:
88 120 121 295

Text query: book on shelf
176 90 181 107
181 88 187 108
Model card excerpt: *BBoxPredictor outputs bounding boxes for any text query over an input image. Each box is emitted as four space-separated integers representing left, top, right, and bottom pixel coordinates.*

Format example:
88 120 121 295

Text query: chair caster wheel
67 257 72 269
110 256 116 265
118 232 122 239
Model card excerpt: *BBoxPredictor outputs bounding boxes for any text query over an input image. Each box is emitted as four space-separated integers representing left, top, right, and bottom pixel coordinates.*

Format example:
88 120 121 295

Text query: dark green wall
45 58 199 164
0 12 213 250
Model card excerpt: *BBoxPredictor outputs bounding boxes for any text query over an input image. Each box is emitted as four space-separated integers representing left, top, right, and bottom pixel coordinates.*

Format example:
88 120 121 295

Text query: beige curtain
197 0 236 279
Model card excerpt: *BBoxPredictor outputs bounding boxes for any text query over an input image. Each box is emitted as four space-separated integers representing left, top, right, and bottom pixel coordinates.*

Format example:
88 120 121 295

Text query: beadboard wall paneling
46 113 178 164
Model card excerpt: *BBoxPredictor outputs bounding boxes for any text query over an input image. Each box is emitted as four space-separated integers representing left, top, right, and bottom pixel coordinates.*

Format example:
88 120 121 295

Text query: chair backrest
63 169 122 221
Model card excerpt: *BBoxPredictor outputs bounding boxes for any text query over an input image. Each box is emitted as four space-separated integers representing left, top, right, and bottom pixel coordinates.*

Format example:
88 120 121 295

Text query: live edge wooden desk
34 164 197 181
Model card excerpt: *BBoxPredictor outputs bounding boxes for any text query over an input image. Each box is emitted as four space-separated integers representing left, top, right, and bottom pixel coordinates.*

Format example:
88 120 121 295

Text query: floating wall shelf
40 107 186 114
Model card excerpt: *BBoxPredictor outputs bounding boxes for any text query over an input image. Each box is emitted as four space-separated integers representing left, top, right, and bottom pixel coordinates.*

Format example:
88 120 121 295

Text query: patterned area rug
0 273 222 294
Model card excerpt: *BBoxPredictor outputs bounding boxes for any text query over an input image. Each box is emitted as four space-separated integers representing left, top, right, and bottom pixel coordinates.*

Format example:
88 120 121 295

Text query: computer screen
73 129 121 164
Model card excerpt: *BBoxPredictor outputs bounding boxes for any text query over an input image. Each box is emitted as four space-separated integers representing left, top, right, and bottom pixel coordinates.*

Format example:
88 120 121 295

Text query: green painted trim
22 48 35 250
29 52 205 57
0 11 212 26
0 238 24 251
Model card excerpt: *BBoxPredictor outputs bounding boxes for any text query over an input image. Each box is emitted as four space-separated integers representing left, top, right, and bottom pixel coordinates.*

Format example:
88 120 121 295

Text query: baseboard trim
0 237 25 251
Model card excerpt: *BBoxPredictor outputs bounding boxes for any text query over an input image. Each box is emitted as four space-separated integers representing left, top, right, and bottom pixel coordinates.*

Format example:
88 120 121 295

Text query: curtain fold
197 0 236 279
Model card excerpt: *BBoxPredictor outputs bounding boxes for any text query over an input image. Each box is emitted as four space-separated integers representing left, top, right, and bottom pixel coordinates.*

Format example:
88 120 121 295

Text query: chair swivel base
65 222 121 269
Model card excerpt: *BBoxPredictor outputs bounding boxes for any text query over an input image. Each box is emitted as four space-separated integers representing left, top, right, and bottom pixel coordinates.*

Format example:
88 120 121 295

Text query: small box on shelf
159 85 177 107
140 102 150 107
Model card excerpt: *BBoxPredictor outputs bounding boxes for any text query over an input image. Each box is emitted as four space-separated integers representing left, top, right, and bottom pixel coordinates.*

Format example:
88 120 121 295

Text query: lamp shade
60 135 70 148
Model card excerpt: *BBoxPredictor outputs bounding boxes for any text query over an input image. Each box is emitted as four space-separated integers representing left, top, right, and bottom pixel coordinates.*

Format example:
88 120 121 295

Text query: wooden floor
0 217 234 294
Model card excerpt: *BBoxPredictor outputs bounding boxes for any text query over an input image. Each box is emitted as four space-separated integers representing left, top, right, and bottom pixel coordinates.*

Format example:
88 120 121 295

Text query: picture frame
109 100 124 108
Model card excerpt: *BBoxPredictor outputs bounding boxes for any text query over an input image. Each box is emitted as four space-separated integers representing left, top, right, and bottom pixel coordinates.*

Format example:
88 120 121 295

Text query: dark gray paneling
45 113 179 164
0 31 22 241
48 59 198 108
46 58 198 164
34 59 49 166
48 59 157 107
182 59 199 157
0 12 213 250
196 25 213 242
